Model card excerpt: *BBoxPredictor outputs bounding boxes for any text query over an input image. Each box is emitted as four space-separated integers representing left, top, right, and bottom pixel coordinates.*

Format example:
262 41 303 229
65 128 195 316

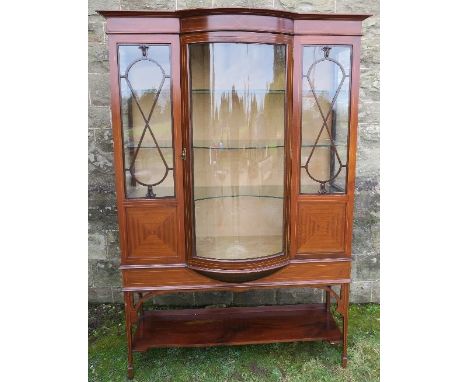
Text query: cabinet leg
127 364 134 380
124 292 135 379
340 283 350 368
325 286 331 312
137 292 144 315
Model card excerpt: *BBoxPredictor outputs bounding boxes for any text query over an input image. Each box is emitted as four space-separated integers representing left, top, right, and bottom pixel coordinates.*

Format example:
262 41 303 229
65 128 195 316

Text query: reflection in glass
301 45 351 194
189 43 286 260
118 45 174 198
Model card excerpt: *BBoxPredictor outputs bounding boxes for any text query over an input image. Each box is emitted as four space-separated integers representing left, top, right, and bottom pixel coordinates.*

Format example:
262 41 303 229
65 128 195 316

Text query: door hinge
181 148 187 160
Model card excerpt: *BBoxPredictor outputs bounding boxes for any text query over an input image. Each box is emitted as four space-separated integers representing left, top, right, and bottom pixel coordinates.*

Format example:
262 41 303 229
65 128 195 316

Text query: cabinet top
97 8 370 21
98 8 370 36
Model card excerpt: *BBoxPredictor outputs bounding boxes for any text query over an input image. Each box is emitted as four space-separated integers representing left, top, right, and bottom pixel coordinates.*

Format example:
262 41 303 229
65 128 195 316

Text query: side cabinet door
290 35 361 258
108 34 185 265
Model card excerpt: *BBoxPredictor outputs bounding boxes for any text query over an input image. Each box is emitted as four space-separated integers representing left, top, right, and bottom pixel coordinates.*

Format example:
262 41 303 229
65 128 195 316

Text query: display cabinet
98 8 370 379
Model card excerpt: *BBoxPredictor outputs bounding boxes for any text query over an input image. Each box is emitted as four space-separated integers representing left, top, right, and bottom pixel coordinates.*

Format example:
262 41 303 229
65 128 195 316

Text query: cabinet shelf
125 146 173 149
123 144 345 150
191 89 285 94
193 145 284 150
194 194 283 202
194 186 284 200
132 304 342 352
193 144 345 150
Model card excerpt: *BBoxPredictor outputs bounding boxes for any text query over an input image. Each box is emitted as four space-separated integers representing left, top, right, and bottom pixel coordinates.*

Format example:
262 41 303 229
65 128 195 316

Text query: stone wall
88 0 380 304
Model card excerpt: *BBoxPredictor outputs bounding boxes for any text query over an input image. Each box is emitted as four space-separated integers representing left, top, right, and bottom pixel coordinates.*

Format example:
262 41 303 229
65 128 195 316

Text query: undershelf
132 304 342 351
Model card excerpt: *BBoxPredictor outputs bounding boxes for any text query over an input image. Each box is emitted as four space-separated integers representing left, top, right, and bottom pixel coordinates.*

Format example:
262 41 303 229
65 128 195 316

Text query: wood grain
294 20 363 36
125 206 179 263
132 304 342 351
99 9 370 36
105 17 180 34
122 260 351 291
297 201 347 254
180 15 293 34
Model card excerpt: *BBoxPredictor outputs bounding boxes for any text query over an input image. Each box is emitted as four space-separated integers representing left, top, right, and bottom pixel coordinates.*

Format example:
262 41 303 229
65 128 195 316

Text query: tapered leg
137 292 144 315
325 286 331 312
340 283 350 368
124 292 135 379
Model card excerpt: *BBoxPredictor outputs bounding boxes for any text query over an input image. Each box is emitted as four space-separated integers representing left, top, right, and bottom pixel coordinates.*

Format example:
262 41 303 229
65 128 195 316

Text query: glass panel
301 45 351 194
189 43 286 260
118 45 174 198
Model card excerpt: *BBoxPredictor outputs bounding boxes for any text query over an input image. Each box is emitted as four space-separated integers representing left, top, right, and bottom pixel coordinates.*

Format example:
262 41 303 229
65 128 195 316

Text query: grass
89 303 379 381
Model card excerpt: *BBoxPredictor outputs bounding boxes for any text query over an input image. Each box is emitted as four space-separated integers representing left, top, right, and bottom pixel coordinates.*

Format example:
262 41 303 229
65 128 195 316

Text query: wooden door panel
125 205 181 264
296 201 346 254
107 34 185 266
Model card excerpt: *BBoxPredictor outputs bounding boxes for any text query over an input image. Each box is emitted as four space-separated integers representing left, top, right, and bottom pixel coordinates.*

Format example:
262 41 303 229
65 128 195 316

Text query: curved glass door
189 43 286 260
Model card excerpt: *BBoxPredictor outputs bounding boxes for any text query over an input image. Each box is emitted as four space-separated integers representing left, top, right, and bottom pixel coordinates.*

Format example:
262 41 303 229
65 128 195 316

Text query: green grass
89 303 379 381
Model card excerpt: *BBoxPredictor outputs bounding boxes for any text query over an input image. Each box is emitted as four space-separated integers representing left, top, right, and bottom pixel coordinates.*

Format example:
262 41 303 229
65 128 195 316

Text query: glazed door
182 34 292 272
108 34 185 264
291 35 361 258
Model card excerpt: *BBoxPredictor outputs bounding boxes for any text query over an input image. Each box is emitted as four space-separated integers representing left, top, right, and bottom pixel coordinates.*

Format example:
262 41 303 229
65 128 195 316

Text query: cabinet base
132 303 342 351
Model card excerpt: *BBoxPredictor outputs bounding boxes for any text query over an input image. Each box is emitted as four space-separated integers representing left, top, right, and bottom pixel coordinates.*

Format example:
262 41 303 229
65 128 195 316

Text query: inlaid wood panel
125 205 180 264
297 201 346 254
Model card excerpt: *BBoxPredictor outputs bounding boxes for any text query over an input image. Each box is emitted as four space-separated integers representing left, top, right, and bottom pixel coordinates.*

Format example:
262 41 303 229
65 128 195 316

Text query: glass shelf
125 145 173 149
193 145 284 150
193 144 345 149
194 194 283 202
301 143 347 148
123 145 348 150
191 89 285 94
194 184 284 199
302 89 339 96
125 145 172 149
124 88 171 93
193 139 284 147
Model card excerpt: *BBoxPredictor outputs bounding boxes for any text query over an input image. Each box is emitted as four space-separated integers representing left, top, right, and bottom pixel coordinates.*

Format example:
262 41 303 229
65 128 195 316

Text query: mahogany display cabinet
98 8 370 379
